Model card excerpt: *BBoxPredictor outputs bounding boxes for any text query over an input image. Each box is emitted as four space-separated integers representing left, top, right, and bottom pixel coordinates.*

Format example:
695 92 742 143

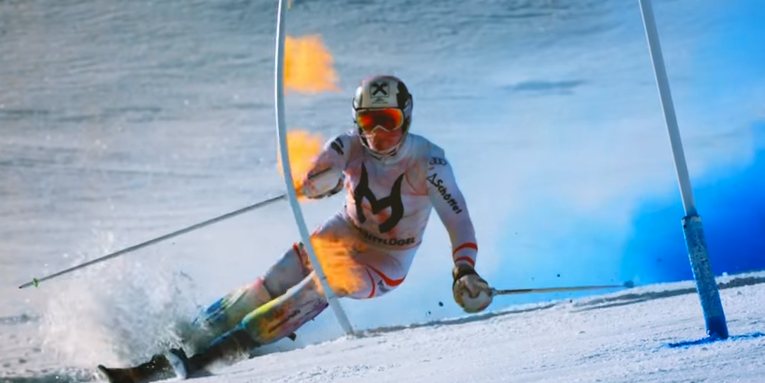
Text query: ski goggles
355 108 405 133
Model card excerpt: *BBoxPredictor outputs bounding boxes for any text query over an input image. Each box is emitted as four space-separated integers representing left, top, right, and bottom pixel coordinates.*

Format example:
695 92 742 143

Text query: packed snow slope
2 273 765 382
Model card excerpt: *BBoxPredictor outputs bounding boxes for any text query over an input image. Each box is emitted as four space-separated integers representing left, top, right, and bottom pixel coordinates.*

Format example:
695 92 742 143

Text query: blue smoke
491 124 765 308
622 122 765 284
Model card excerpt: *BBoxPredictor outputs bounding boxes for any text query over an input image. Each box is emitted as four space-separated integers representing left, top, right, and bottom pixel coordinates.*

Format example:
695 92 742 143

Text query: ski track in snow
2 272 764 383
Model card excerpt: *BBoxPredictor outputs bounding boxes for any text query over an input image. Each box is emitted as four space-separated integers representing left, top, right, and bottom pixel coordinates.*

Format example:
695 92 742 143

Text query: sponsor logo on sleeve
429 157 448 166
330 138 344 156
427 173 463 214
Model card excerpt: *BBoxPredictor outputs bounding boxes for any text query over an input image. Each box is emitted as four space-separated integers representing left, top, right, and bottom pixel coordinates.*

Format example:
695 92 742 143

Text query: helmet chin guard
352 75 413 157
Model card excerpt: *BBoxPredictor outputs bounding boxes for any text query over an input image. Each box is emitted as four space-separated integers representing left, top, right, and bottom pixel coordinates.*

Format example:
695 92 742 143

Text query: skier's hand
452 263 493 313
300 167 344 199
299 178 343 199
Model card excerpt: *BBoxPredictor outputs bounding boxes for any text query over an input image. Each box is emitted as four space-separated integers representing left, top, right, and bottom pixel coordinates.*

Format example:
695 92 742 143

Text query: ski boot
97 348 189 383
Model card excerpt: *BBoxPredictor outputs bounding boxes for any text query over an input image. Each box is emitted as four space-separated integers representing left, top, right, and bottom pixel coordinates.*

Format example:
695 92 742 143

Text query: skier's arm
426 153 478 267
426 150 492 313
299 134 349 199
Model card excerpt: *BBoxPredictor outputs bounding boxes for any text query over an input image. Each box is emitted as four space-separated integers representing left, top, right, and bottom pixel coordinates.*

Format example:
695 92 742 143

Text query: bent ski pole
19 194 288 289
491 281 634 296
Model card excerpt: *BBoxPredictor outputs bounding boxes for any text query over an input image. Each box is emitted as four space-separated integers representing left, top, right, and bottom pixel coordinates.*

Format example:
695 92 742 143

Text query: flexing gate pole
273 0 354 335
638 0 728 339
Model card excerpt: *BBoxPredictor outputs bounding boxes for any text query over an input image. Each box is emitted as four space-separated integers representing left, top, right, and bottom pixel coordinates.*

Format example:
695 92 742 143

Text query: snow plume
37 230 202 368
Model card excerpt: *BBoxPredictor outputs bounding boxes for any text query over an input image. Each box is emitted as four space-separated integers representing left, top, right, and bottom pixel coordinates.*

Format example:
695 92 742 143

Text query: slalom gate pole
638 0 728 339
272 0 354 335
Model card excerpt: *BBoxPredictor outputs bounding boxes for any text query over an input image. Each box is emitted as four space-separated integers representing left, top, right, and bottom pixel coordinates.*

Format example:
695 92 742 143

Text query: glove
452 263 493 313
303 177 343 199
300 167 344 199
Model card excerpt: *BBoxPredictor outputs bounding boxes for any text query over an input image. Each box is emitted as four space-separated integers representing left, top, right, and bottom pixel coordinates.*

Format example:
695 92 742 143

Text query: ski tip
96 364 139 383
96 365 118 383
164 349 189 379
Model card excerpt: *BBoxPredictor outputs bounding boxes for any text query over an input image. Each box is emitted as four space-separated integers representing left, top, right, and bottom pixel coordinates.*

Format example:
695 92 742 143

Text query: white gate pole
273 0 354 335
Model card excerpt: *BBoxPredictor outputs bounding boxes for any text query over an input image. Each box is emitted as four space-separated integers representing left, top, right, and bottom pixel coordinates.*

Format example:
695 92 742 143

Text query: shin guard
241 273 329 345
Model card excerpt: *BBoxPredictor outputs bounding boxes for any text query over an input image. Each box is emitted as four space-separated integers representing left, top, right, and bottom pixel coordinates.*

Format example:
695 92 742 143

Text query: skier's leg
178 215 372 372
191 243 312 343
173 235 415 375
96 215 385 382
97 245 315 383
345 245 413 299
181 272 330 372
192 212 348 338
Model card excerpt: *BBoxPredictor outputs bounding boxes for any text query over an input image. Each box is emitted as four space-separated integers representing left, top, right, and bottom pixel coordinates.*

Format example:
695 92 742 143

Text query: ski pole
491 281 634 296
18 194 288 289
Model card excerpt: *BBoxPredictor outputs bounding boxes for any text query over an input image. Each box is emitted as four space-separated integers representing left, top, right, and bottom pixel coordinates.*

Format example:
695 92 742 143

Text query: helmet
352 75 413 157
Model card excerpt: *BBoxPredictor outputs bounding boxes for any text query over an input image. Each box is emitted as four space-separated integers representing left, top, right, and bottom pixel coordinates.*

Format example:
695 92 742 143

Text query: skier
98 75 494 383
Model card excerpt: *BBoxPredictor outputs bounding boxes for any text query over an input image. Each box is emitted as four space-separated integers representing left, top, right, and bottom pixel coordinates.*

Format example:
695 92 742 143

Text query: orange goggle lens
356 108 404 133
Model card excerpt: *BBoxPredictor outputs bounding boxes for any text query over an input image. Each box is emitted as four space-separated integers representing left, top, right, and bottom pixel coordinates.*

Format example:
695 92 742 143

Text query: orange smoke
310 237 368 297
284 35 340 94
277 129 325 196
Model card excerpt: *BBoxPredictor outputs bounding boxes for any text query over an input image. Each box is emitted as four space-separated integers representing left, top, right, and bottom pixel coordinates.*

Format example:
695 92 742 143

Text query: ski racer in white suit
96 75 493 383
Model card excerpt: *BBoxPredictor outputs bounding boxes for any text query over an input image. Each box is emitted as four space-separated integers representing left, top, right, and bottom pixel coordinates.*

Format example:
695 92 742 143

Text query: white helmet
352 75 413 157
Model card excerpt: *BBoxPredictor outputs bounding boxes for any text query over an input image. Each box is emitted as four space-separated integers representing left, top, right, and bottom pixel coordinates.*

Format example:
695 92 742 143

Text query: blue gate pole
638 0 728 339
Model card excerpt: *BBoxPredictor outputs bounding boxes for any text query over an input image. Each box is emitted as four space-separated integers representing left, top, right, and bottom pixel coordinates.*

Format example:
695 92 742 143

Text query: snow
193 274 765 383
3 273 764 382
